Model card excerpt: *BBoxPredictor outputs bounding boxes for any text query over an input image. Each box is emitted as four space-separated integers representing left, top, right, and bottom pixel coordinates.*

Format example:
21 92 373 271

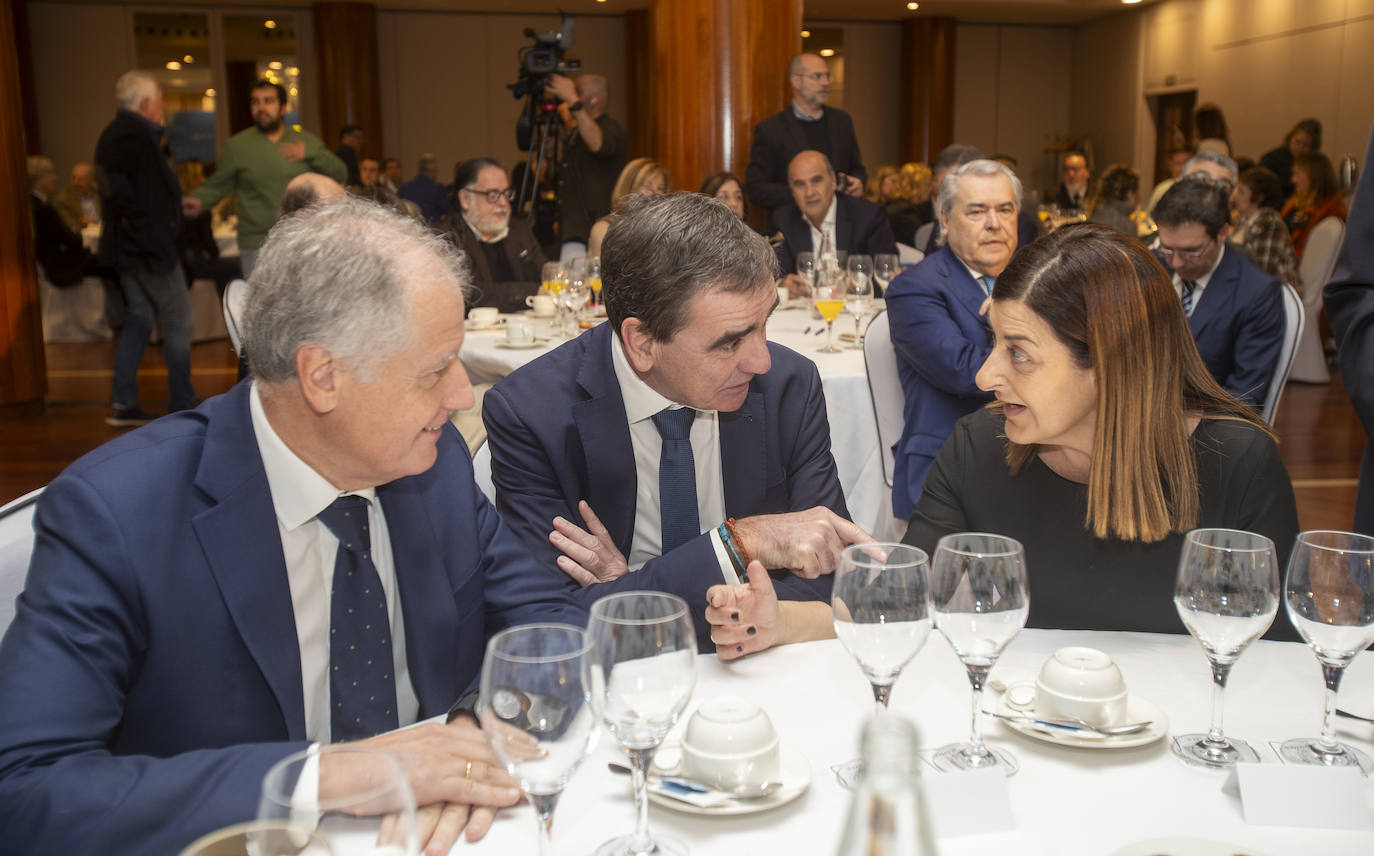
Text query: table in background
459 304 903 541
452 630 1374 856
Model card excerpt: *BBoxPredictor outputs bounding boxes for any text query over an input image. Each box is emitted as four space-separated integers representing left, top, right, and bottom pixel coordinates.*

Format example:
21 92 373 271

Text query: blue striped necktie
652 407 700 553
979 275 994 297
1181 280 1197 316
317 495 398 742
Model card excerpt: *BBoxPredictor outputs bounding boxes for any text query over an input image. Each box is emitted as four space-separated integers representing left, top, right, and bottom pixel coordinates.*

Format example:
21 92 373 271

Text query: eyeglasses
798 71 831 82
1156 235 1216 262
463 186 514 204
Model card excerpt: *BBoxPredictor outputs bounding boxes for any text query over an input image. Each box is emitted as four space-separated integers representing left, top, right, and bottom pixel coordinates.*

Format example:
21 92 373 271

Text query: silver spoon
606 762 783 798
984 710 1153 737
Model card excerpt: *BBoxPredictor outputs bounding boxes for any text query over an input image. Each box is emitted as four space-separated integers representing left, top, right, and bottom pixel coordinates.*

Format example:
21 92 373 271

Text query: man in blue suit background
1153 177 1284 408
484 192 869 659
0 198 582 855
884 160 1023 520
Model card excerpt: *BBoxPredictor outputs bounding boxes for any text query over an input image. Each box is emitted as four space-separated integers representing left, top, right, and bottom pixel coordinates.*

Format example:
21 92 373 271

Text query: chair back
1261 283 1305 424
1298 218 1344 306
896 242 925 267
862 311 903 488
0 488 42 637
471 440 495 503
913 222 935 255
223 278 248 355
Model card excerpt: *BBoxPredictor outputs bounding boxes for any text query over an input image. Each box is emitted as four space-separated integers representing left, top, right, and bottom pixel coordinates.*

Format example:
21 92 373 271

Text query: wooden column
650 0 801 195
0 0 46 406
311 2 381 158
899 16 956 163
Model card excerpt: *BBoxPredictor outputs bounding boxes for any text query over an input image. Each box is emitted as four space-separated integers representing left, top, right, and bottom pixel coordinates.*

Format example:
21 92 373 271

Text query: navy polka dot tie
317 495 398 742
652 407 700 554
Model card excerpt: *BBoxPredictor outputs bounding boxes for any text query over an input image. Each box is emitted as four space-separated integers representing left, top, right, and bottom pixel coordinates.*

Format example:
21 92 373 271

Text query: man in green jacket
183 79 346 276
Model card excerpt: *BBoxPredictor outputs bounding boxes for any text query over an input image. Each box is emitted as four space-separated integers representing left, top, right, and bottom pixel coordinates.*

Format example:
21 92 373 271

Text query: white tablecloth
432 630 1374 855
459 304 902 540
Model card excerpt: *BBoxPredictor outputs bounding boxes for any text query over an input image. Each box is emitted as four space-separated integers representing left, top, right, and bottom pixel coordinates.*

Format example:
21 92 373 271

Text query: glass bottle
835 714 938 856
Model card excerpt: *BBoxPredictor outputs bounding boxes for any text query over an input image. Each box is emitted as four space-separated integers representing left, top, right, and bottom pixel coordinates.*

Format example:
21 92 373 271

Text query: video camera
508 14 581 101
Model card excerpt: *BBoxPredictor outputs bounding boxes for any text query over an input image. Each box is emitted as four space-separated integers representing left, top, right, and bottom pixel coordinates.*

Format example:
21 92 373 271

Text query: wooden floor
0 338 1367 532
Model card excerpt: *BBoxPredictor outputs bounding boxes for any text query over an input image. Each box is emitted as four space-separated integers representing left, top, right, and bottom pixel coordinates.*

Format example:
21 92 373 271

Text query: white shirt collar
807 196 838 254
609 330 716 423
249 382 377 531
1173 243 1227 296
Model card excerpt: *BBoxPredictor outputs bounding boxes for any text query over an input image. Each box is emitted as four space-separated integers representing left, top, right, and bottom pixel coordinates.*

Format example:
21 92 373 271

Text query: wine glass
259 745 417 856
795 252 816 296
1171 528 1279 768
929 532 1029 776
479 623 596 856
561 278 590 338
1279 530 1374 774
811 278 845 354
873 253 898 298
584 592 697 856
830 542 931 788
843 261 873 350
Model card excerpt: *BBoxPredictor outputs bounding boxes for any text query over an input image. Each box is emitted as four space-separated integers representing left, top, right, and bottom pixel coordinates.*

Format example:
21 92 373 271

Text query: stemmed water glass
929 532 1029 776
844 260 873 350
258 745 417 855
584 592 697 856
795 252 816 297
541 261 568 335
479 623 596 856
831 542 931 788
1280 530 1374 774
811 278 845 354
873 253 898 298
1171 528 1279 768
561 277 590 338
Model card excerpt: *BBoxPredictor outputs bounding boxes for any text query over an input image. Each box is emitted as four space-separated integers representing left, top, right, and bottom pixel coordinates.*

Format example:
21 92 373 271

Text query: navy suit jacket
773 194 898 280
884 246 995 520
483 322 846 644
746 106 867 213
0 381 583 855
1188 247 1285 407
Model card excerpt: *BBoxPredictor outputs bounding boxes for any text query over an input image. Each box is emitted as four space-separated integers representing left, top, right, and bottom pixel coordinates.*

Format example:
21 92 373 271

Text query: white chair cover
0 488 42 637
222 278 248 356
1290 218 1344 383
896 242 925 267
862 311 903 489
1261 284 1305 425
471 440 495 504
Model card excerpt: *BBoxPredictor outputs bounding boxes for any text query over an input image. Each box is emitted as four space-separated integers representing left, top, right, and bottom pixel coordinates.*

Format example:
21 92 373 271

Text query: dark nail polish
736 645 743 653
747 626 757 636
731 612 740 622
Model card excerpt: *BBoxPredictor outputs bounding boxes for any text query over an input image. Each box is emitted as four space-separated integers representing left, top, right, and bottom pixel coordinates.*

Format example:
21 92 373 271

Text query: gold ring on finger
464 759 473 780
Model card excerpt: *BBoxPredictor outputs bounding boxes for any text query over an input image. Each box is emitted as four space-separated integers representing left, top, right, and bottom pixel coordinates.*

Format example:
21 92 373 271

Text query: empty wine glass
259 745 417 856
811 278 845 354
844 262 873 350
831 542 931 788
1280 530 1374 774
1171 528 1279 769
873 253 899 298
561 278 590 338
929 532 1029 776
479 623 596 856
584 592 697 856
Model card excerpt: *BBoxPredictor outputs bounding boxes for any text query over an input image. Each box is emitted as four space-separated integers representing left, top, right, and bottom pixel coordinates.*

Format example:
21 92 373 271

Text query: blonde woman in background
587 157 669 258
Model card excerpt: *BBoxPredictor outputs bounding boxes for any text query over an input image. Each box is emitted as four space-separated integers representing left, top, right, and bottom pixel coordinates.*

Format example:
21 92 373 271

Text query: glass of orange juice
812 278 845 354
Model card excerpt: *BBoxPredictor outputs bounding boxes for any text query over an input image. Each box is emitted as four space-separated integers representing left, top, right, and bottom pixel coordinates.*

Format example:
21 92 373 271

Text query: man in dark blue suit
885 160 1023 519
1154 178 1284 407
0 198 582 855
484 192 869 659
775 150 897 297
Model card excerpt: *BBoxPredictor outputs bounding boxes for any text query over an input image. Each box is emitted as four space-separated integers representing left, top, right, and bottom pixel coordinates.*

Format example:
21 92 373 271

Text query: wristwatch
568 100 585 113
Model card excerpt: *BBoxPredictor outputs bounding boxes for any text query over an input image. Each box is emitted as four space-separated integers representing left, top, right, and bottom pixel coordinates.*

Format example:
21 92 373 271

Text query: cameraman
544 73 626 258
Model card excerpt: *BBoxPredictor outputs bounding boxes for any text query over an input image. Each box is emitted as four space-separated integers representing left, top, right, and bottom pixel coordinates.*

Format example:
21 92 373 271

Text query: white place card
924 767 1017 838
1222 763 1373 830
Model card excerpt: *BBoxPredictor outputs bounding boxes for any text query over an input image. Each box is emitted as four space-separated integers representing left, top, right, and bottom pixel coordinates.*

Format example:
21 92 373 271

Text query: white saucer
996 681 1169 749
520 310 558 319
465 319 506 331
647 745 810 816
495 340 548 350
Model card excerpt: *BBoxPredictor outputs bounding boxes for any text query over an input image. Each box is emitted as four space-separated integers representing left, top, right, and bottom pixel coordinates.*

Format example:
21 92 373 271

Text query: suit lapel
1188 249 1235 337
835 197 854 253
574 327 639 553
720 390 767 514
941 248 989 321
192 384 308 740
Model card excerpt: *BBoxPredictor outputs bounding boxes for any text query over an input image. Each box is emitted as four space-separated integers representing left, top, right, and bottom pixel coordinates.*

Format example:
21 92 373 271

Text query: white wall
808 21 904 171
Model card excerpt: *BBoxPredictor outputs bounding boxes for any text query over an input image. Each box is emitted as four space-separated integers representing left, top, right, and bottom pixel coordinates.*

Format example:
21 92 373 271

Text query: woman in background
587 157 669 258
1281 152 1346 258
699 171 746 221
1087 164 1140 240
1230 167 1301 289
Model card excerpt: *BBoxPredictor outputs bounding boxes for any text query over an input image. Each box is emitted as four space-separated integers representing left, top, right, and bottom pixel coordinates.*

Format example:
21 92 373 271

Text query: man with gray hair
885 158 1022 518
1182 150 1239 189
484 191 870 659
400 152 453 225
0 197 584 854
94 69 196 426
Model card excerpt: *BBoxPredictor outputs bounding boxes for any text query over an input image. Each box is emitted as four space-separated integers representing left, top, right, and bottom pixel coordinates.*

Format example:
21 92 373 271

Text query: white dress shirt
610 334 740 584
249 383 419 744
1172 245 1227 316
807 196 839 257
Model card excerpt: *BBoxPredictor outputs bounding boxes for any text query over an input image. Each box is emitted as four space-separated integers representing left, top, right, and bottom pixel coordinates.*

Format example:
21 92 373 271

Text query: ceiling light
907 1 919 9
264 19 277 29
183 54 194 63
205 88 216 97
801 29 811 38
1122 0 1142 3
819 48 835 57
269 61 283 70
165 61 182 70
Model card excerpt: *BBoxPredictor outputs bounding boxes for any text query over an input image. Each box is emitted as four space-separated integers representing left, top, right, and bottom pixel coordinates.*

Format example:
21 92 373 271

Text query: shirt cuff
709 527 742 586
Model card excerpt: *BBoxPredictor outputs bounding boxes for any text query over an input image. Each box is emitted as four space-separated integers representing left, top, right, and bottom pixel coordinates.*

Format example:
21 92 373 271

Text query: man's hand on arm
182 196 203 218
279 140 306 163
549 500 629 585
706 562 835 660
731 507 873 578
839 173 864 197
781 273 808 299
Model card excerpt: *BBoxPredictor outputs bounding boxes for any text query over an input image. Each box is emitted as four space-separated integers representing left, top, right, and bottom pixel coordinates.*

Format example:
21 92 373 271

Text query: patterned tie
317 495 398 742
1181 280 1197 317
652 407 700 553
979 276 995 298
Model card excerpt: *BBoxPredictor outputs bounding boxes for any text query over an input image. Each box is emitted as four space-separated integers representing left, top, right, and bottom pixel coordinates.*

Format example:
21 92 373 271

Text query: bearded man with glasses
441 157 548 314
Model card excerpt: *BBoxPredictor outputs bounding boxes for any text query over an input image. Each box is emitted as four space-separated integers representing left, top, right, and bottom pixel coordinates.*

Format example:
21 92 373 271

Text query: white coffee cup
526 294 556 316
505 319 535 346
468 307 499 326
679 696 780 791
1034 646 1129 728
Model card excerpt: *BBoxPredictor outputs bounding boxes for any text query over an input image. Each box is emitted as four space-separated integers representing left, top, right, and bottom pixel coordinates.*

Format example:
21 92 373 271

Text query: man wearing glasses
1153 177 1285 408
746 53 868 214
442 157 547 314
